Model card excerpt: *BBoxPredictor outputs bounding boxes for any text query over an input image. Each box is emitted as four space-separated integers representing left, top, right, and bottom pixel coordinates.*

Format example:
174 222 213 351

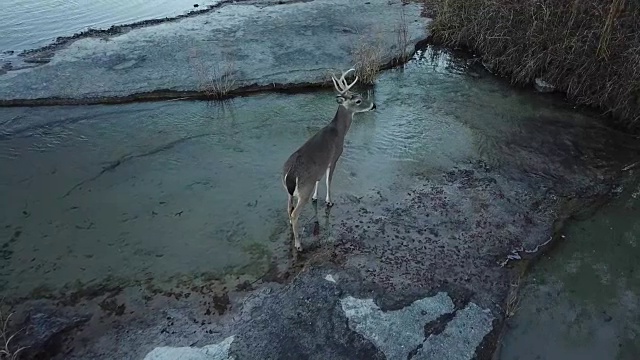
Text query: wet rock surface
0 0 428 103
137 268 493 360
340 292 456 359
330 154 619 313
418 302 494 360
12 305 91 359
60 158 636 360
224 269 387 360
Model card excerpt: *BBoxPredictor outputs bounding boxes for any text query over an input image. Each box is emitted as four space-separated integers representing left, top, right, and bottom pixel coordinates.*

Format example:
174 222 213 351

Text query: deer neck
331 105 353 137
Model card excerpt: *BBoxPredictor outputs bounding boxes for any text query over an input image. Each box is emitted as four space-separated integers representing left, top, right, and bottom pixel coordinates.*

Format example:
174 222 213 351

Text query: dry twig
395 7 410 64
350 27 388 85
0 308 27 360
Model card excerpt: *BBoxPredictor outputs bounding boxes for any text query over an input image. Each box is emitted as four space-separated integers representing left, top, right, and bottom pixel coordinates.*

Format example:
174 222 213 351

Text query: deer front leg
325 166 333 207
311 181 319 202
326 150 342 207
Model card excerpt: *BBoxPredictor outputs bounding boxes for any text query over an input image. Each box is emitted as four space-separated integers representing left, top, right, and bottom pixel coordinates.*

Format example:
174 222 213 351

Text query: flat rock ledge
141 270 495 360
0 0 429 104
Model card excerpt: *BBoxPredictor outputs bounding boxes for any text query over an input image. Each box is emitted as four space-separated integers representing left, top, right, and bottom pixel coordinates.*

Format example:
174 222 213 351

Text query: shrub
428 0 640 128
188 49 236 99
351 31 387 85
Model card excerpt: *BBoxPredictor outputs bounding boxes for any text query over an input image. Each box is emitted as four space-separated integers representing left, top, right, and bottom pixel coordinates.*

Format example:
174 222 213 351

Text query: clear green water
499 177 640 360
0 48 635 302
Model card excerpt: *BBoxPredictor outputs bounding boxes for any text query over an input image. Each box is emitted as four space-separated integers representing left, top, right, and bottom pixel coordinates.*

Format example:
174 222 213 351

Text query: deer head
331 68 376 113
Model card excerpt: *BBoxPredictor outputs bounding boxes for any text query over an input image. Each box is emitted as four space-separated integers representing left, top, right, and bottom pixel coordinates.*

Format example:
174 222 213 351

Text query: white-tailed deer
282 68 376 251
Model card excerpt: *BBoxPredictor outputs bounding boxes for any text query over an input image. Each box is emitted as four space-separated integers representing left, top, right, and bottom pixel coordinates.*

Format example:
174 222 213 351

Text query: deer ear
336 95 345 104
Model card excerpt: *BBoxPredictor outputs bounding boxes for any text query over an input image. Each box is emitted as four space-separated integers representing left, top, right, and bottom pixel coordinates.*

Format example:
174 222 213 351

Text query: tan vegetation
395 7 410 65
351 31 387 85
350 7 412 85
188 49 237 100
428 0 640 128
505 267 525 318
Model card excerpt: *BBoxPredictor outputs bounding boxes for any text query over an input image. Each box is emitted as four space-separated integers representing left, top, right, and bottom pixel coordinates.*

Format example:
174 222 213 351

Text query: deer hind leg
284 172 297 221
290 183 313 252
311 181 319 202
287 193 294 222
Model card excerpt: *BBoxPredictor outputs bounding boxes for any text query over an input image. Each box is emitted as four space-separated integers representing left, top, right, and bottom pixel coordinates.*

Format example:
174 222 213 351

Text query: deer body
282 69 376 251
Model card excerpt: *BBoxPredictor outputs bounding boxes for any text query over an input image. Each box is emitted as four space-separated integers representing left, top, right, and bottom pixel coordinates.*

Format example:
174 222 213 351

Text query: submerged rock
534 78 555 93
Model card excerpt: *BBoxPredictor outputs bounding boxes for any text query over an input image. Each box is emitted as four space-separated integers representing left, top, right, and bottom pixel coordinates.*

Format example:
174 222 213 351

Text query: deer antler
331 68 358 94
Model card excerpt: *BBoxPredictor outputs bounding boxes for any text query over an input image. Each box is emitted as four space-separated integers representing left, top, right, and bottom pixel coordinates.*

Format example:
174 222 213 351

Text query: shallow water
0 49 634 299
0 0 221 55
498 176 640 360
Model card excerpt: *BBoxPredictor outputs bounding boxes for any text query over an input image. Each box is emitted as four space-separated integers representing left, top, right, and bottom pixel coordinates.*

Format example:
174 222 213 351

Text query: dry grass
0 308 26 360
188 49 237 100
351 8 412 84
505 276 522 318
351 31 387 85
428 0 640 128
502 261 528 318
395 7 411 64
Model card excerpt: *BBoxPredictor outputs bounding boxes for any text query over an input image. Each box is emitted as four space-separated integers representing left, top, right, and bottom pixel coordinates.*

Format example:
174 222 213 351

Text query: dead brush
188 49 237 100
394 7 411 65
428 0 640 128
0 308 27 360
503 261 528 318
351 31 388 85
505 277 522 318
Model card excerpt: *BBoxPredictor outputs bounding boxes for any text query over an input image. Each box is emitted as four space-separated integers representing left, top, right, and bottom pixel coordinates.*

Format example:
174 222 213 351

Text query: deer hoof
311 198 318 203
326 202 334 208
295 243 302 252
